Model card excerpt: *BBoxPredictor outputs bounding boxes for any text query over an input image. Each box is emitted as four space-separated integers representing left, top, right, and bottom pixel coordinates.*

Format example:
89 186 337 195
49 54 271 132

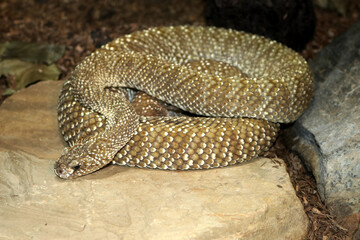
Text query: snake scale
54 26 313 179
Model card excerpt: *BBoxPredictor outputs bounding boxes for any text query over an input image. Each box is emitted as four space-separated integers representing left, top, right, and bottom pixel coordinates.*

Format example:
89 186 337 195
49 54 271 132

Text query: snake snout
54 161 75 179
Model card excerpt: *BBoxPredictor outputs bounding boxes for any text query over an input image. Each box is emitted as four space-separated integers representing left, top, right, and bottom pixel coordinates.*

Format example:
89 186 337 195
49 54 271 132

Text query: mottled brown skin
55 26 313 179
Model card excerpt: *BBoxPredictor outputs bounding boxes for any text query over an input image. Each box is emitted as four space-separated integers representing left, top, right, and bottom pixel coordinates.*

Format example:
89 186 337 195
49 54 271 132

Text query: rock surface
285 20 360 237
0 81 308 240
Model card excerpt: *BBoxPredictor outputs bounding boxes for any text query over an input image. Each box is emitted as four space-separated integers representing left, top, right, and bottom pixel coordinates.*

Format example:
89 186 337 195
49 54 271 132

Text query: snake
54 26 313 179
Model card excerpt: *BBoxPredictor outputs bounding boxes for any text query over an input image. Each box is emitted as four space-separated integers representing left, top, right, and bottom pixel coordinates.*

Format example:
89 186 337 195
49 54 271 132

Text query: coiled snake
54 26 313 179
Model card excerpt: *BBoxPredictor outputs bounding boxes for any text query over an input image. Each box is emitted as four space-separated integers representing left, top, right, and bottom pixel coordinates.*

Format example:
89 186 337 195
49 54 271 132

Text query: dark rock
205 0 316 50
285 20 360 235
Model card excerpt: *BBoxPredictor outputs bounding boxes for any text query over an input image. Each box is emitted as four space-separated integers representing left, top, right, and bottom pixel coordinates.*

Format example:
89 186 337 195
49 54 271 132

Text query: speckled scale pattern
55 26 313 179
102 26 313 122
113 117 278 170
58 81 279 171
58 80 107 146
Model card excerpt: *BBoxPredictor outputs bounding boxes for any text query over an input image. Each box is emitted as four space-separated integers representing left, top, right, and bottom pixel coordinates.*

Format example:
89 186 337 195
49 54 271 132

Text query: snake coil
55 26 313 179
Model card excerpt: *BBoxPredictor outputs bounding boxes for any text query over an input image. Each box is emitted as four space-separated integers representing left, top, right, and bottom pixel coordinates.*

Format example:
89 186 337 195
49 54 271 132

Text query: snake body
55 26 313 179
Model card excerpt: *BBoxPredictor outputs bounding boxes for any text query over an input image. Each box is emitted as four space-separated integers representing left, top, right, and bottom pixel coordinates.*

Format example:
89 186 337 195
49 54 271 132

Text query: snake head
54 144 112 179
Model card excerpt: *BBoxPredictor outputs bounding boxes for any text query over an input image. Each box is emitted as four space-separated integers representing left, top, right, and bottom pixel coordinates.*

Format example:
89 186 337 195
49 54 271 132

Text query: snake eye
68 160 81 172
73 164 81 171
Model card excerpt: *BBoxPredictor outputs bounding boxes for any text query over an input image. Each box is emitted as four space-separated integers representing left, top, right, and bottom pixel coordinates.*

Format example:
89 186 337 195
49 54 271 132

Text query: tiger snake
54 26 313 179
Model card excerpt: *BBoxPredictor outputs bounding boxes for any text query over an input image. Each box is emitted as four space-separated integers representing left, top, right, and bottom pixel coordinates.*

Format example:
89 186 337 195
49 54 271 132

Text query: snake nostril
55 168 63 175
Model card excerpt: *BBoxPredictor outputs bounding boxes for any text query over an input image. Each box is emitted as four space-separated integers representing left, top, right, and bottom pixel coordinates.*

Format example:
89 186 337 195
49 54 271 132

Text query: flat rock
0 81 308 240
285 20 360 237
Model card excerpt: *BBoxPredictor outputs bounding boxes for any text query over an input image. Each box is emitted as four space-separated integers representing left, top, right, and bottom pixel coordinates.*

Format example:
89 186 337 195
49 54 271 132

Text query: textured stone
0 81 62 159
0 81 308 239
285 20 360 236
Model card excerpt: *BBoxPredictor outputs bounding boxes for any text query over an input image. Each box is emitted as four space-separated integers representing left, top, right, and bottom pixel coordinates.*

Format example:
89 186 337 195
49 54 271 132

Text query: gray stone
285 20 360 232
0 81 308 240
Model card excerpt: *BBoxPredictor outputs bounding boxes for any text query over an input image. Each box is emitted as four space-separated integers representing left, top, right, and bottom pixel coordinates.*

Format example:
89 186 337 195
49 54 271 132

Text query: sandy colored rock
0 80 63 159
0 81 308 239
